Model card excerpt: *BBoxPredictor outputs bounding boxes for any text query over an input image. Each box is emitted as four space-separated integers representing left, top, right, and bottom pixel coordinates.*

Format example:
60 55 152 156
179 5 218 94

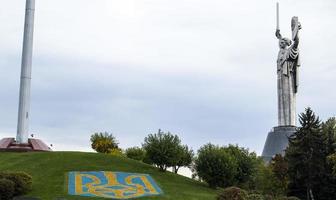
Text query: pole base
0 138 51 152
261 126 296 162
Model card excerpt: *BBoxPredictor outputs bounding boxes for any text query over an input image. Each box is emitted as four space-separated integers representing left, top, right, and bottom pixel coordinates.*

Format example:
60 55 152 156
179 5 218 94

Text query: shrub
90 132 118 153
247 193 264 200
217 187 248 200
125 147 146 161
0 171 33 196
0 178 15 200
109 148 125 157
194 144 237 188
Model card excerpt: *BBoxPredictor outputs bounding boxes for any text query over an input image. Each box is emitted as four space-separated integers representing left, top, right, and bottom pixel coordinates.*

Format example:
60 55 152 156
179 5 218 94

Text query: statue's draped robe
277 45 300 126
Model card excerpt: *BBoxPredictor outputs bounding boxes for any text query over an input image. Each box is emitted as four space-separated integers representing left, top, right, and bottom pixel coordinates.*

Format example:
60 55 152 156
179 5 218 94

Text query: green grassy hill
0 152 217 200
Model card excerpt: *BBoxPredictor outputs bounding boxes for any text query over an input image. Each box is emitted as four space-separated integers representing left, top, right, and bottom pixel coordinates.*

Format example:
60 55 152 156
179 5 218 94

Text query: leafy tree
224 145 258 187
142 129 181 172
172 145 194 174
270 154 288 195
194 143 238 188
90 132 118 153
285 108 326 200
125 147 146 161
253 161 284 197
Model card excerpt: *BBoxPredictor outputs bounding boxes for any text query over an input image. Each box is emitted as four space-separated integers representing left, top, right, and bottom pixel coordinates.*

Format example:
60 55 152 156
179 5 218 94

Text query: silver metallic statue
262 3 302 161
275 14 301 126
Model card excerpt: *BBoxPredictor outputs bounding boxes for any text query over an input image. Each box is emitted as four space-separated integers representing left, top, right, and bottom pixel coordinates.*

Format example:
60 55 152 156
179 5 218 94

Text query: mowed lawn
0 152 217 200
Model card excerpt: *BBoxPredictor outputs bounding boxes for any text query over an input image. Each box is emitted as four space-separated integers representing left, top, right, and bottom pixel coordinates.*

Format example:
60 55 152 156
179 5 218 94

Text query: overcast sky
0 0 335 154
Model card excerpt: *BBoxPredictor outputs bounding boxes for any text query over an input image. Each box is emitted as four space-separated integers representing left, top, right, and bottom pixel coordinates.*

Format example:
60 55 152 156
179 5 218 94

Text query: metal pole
16 0 35 144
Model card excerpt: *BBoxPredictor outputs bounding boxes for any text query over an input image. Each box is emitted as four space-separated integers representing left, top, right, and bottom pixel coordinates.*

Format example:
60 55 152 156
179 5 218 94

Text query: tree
270 154 288 195
320 117 336 199
224 145 258 187
194 143 238 188
125 147 146 161
285 108 326 200
322 117 336 155
142 129 181 172
328 153 336 176
90 132 118 153
172 145 194 174
253 160 284 197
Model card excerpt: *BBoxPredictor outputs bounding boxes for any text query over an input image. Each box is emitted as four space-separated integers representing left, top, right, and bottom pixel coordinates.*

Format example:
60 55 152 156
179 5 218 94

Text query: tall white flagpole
16 0 35 144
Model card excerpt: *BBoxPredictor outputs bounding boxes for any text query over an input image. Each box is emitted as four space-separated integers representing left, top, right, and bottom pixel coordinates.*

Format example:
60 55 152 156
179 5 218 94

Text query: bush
125 147 146 161
0 178 15 200
247 193 264 200
217 187 248 200
194 144 237 188
0 171 32 196
90 132 119 153
109 148 125 157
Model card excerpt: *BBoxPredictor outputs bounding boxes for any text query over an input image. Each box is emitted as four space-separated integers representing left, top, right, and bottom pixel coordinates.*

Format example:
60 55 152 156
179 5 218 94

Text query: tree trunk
309 189 315 200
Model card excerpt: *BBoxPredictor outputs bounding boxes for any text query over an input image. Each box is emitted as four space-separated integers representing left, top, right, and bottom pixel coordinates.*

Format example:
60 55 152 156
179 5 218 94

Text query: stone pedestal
261 126 296 162
0 138 51 152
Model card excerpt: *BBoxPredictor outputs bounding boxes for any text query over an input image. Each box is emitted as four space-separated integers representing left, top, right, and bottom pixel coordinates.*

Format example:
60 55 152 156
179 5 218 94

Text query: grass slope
0 152 217 200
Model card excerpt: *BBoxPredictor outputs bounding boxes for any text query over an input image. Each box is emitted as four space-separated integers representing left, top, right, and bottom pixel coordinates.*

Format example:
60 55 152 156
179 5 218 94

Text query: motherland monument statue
262 3 301 161
0 0 50 151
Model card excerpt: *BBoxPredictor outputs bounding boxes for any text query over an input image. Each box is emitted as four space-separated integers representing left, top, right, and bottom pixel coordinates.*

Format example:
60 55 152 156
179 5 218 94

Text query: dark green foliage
277 197 300 200
142 129 182 172
285 197 300 200
224 145 258 187
90 132 118 153
0 178 15 200
247 193 264 200
322 117 336 155
270 154 288 195
285 108 326 199
194 144 238 188
320 117 336 199
217 187 248 200
328 153 336 176
172 145 194 174
125 147 145 161
252 161 284 197
0 171 33 196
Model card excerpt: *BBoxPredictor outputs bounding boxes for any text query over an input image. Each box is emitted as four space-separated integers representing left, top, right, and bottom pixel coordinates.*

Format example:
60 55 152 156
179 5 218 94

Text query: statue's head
279 38 292 49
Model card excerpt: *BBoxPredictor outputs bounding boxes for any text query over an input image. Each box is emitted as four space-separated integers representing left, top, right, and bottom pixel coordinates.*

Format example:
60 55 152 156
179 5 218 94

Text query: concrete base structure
0 138 51 152
261 126 296 162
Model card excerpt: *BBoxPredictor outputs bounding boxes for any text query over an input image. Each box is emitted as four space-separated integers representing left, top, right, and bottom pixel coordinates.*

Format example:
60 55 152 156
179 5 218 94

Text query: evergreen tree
285 108 326 200
322 117 336 155
320 117 336 199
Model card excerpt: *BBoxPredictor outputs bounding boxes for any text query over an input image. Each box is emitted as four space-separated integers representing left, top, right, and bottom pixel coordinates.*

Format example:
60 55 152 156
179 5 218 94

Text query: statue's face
279 39 288 49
